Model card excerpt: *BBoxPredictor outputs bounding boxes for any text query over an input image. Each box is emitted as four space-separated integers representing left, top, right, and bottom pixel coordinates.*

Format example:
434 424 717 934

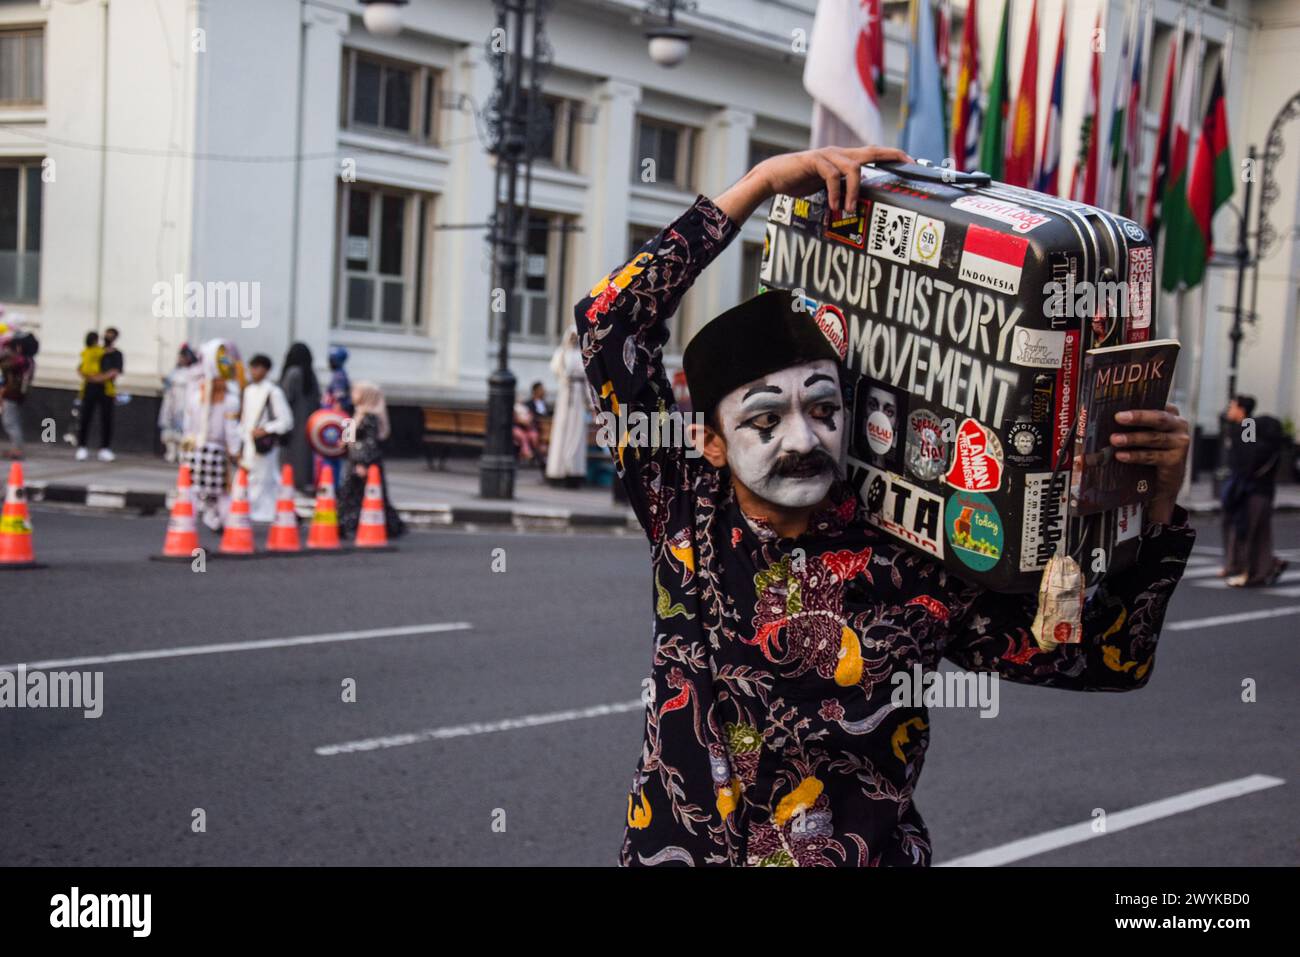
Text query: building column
289 6 349 370
578 79 641 296
442 43 499 397
691 106 755 338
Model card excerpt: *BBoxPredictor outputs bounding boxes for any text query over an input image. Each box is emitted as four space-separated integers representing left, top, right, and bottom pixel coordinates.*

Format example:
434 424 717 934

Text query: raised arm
574 146 909 539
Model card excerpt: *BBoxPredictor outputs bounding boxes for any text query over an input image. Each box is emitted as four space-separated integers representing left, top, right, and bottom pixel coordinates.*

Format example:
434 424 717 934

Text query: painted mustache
769 448 841 481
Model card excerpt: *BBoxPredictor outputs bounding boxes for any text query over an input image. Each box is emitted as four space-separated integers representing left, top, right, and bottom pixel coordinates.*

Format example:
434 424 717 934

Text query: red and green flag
1159 23 1200 292
978 0 1010 179
1180 63 1234 289
1144 20 1182 235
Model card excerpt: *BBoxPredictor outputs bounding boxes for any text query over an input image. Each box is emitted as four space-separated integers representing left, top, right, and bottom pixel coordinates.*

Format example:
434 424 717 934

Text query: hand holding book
1109 403 1190 525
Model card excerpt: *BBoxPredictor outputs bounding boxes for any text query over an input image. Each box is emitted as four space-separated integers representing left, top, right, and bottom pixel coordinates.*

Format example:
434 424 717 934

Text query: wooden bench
420 404 601 475
422 407 489 470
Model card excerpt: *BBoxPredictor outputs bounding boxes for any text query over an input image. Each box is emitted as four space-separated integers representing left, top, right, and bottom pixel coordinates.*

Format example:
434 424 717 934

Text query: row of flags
804 0 1235 293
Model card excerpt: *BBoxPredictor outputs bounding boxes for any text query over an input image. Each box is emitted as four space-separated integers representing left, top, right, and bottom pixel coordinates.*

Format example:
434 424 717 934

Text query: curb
25 481 638 532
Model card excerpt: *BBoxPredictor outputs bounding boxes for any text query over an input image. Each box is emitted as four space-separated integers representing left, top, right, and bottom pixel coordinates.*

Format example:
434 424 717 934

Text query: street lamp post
480 0 551 499
644 0 697 67
358 0 551 501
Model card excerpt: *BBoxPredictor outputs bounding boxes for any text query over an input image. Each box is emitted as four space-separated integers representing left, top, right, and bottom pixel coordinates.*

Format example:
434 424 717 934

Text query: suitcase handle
873 160 992 187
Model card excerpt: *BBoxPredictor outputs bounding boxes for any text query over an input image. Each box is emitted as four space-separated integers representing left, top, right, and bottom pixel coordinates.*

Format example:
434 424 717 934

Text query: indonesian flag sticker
958 224 1028 295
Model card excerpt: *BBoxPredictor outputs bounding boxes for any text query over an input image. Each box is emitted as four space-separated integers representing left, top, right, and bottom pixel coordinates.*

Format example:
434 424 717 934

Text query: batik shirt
576 196 1196 867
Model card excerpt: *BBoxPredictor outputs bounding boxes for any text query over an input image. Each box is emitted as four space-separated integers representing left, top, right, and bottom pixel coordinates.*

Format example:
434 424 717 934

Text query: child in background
66 332 103 445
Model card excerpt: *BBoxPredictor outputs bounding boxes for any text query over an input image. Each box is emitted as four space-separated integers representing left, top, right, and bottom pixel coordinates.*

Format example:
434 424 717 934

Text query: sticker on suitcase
946 418 1004 492
945 491 1003 571
1020 471 1068 572
911 216 946 268
850 459 945 559
959 224 1027 293
866 201 917 265
904 408 949 482
952 195 1052 233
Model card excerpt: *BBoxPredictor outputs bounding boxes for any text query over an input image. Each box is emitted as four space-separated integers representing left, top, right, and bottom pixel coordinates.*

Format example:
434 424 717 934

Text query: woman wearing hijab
545 329 589 486
338 381 405 540
280 342 320 493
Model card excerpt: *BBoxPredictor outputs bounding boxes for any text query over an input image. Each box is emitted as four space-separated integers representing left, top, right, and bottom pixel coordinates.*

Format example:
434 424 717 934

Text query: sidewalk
12 443 1300 526
14 445 637 531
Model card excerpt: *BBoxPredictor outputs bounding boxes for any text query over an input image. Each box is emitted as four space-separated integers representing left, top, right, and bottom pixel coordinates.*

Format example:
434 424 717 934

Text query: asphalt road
1 505 1296 866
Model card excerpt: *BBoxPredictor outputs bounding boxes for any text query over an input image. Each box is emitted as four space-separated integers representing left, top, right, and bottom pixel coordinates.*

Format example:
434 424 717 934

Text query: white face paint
715 359 845 509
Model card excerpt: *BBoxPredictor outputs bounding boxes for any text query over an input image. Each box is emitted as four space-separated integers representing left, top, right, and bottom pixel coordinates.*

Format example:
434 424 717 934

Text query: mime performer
576 145 1196 867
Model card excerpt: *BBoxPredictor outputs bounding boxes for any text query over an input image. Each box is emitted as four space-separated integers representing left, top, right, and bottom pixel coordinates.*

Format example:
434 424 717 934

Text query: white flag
803 0 885 148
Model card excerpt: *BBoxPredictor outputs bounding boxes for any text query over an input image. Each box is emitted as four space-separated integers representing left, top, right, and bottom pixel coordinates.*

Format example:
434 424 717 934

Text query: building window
533 94 581 172
337 183 430 330
0 28 43 106
496 212 571 342
0 160 42 303
343 50 438 143
633 116 695 190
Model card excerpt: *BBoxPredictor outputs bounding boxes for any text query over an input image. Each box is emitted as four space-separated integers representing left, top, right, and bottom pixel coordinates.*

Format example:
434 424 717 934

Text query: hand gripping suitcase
758 160 1157 593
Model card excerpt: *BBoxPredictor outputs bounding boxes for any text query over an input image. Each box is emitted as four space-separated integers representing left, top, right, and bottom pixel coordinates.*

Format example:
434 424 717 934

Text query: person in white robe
545 329 589 484
182 340 244 531
239 354 295 522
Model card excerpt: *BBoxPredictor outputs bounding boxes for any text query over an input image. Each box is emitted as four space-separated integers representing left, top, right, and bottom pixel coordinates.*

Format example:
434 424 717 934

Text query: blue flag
901 0 947 164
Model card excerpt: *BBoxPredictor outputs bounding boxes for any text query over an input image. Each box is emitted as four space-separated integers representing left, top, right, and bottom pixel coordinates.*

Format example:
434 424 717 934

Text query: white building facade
1 0 1296 450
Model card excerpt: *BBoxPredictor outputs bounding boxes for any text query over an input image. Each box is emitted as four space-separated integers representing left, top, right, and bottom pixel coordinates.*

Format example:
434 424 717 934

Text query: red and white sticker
953 195 1052 233
958 224 1028 294
945 418 1004 492
1127 245 1153 341
1116 502 1143 543
866 411 894 456
814 303 848 361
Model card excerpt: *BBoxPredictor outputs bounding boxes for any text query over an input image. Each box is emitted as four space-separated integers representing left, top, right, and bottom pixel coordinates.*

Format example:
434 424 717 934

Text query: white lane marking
1165 605 1300 631
938 774 1285 867
0 622 473 671
1193 570 1300 589
315 699 645 756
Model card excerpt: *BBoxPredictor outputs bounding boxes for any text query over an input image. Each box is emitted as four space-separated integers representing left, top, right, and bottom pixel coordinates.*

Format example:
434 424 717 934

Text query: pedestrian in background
326 346 353 415
183 339 243 531
1220 394 1288 586
75 326 123 462
545 329 588 487
239 354 294 522
157 344 197 463
0 329 36 459
279 342 320 493
338 380 404 540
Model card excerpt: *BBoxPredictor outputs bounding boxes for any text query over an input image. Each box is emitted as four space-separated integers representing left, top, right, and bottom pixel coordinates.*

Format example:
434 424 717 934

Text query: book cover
1070 339 1180 515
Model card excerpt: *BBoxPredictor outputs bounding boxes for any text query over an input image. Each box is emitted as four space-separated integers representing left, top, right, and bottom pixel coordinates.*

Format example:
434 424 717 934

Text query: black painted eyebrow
742 384 783 401
804 373 836 388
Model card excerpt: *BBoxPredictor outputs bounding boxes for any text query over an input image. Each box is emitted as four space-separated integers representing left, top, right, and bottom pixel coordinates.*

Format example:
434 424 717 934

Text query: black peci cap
682 287 842 420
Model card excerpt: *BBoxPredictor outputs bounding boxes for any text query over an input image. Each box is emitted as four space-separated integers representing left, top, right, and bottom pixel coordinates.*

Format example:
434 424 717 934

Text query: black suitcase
758 161 1156 593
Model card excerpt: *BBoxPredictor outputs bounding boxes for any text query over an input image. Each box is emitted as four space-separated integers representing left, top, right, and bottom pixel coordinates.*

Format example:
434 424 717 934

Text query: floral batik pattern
575 196 1196 867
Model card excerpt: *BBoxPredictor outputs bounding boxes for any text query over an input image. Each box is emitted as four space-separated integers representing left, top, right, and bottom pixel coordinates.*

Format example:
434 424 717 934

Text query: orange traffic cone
307 464 341 550
219 467 256 556
266 464 301 553
355 465 390 549
0 461 40 569
157 464 200 560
